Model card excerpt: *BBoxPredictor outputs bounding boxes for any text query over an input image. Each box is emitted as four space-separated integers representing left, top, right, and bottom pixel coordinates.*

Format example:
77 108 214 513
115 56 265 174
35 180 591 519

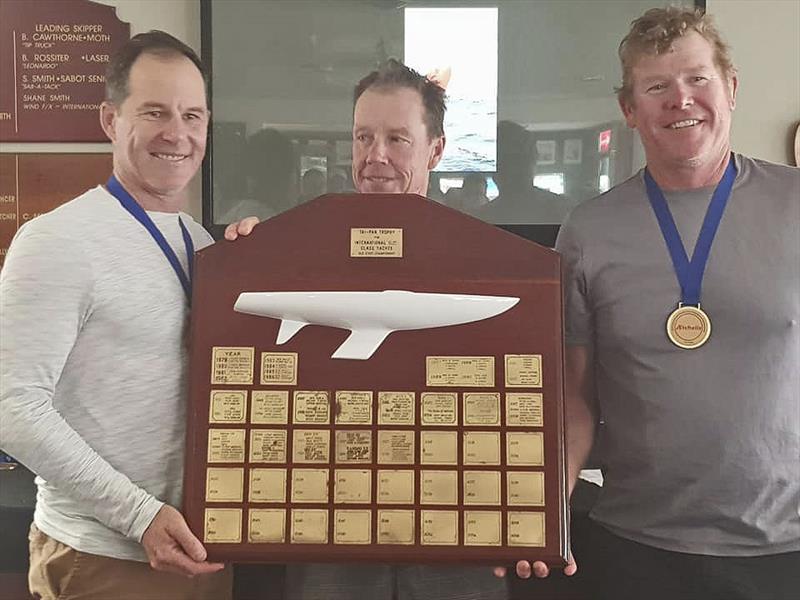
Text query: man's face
101 53 209 205
620 31 737 172
352 87 444 195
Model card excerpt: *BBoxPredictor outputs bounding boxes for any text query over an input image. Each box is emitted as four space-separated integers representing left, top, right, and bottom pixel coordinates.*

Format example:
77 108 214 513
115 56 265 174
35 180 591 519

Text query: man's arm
0 225 220 577
564 344 598 498
0 226 160 537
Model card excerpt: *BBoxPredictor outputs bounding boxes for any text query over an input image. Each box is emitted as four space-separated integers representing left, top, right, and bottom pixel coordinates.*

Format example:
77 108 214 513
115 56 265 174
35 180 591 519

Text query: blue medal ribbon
644 156 737 307
106 175 194 301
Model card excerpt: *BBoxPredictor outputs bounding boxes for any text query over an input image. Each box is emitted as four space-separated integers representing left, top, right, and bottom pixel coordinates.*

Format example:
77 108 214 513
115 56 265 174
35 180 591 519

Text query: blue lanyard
106 175 194 301
644 157 736 306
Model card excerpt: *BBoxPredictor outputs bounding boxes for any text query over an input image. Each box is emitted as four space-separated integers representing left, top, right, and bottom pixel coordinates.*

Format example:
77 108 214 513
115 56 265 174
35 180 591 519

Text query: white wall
710 0 800 165
96 0 200 50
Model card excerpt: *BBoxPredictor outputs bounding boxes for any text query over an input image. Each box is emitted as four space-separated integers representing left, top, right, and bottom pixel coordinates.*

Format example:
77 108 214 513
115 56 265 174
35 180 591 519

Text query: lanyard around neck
643 157 737 306
106 175 194 301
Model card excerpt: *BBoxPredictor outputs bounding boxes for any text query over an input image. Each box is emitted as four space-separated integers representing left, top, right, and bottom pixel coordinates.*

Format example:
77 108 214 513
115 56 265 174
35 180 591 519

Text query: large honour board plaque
185 194 568 566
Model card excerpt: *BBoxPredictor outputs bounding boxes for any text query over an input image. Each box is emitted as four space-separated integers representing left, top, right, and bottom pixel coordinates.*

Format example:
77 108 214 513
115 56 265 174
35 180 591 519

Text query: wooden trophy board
185 194 568 565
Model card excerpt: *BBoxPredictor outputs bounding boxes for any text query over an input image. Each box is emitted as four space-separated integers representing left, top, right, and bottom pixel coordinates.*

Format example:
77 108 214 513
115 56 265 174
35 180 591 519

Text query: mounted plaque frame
0 0 130 142
185 194 568 565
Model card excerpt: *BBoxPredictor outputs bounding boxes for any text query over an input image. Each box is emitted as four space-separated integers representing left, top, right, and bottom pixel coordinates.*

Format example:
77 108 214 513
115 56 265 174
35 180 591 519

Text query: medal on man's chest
666 304 711 349
644 157 737 350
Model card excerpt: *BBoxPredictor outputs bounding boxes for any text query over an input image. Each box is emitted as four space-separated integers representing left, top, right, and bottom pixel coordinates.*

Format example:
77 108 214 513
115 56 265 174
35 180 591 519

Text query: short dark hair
353 59 446 139
105 30 207 105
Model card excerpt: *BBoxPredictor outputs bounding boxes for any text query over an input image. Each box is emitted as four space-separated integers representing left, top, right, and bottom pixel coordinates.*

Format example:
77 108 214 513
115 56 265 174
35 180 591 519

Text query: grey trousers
284 564 509 600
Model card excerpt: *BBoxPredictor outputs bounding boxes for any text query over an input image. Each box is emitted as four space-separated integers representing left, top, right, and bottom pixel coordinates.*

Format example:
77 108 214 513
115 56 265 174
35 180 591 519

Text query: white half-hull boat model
233 290 520 360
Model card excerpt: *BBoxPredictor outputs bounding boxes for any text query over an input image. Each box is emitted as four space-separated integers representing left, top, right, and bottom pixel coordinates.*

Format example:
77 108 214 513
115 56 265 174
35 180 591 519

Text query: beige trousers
28 524 232 600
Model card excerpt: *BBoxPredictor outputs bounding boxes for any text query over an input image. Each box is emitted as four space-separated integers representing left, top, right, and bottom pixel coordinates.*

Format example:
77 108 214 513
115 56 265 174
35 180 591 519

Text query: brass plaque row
205 507 546 547
208 429 544 466
209 389 544 427
207 467 545 506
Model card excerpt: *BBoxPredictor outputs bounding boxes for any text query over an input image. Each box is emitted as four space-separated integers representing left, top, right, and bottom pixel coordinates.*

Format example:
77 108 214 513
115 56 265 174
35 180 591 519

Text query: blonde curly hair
617 6 735 105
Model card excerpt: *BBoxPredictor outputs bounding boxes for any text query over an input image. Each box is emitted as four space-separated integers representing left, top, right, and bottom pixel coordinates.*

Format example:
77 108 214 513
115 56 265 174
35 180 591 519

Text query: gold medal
666 304 711 349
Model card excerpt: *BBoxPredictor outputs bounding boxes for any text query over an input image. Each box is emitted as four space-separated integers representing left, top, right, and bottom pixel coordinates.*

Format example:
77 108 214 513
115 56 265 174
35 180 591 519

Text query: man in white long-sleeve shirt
0 31 233 599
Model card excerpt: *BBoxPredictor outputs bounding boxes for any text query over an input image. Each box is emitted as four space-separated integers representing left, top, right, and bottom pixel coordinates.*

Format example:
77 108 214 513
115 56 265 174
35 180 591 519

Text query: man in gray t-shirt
511 7 799 600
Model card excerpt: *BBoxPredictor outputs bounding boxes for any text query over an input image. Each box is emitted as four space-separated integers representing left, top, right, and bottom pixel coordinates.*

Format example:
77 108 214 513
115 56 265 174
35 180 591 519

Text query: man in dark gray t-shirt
510 7 799 600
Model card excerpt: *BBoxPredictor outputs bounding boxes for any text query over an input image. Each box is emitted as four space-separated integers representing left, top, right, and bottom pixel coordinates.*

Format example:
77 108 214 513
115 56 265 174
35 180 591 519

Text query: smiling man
351 59 446 197
102 50 209 212
512 7 800 600
278 60 508 600
0 32 234 599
